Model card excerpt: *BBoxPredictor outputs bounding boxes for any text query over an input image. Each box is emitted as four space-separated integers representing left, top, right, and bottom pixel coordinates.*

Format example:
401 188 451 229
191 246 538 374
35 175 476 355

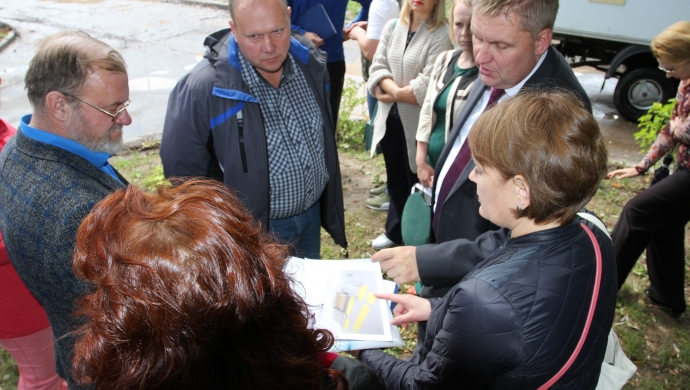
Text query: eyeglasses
65 93 131 122
658 61 686 75
658 65 677 74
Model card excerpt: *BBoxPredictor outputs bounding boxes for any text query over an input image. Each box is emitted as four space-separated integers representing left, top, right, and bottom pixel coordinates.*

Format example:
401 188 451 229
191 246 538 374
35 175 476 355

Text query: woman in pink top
0 117 66 390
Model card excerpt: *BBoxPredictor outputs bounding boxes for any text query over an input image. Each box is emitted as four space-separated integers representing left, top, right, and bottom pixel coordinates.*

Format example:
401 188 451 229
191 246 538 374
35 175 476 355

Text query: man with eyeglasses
0 30 131 388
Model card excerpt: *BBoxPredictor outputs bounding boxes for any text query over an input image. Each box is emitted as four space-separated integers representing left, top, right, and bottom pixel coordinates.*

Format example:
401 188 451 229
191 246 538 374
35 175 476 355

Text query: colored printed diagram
331 270 384 335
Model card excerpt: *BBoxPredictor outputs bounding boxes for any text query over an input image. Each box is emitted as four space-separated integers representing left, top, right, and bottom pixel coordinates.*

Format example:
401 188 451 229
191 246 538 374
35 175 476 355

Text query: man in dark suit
0 31 130 388
372 0 591 300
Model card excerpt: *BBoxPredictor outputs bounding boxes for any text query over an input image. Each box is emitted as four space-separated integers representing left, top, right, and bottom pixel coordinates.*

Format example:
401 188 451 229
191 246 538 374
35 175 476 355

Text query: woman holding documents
355 91 618 389
367 0 453 250
70 180 383 390
415 0 478 188
607 21 690 318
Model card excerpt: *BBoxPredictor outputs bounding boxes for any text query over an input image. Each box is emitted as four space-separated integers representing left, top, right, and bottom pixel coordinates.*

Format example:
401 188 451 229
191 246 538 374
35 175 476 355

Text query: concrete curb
122 132 163 152
0 25 17 54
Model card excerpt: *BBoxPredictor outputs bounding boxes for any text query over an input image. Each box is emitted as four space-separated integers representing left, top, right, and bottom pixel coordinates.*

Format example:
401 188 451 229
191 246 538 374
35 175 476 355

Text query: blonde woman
609 21 690 318
415 0 477 188
367 0 453 250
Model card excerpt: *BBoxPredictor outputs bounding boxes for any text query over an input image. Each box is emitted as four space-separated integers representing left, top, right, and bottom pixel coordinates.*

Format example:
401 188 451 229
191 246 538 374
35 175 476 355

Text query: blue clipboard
294 3 337 41
390 284 400 311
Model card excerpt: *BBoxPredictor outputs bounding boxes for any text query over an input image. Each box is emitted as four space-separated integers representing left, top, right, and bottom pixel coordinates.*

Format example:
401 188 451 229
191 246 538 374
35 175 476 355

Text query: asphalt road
0 0 641 164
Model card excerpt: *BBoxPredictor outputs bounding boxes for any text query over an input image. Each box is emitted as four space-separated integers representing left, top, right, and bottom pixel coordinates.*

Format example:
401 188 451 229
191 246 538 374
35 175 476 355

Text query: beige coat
416 49 478 144
367 18 453 172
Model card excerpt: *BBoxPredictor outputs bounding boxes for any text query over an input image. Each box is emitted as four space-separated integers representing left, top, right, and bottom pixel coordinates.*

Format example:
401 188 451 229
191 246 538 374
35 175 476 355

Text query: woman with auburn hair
608 21 690 318
353 91 617 389
71 179 382 390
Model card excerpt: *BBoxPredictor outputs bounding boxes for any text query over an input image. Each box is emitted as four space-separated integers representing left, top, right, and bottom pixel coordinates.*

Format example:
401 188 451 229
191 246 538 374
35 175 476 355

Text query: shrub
634 98 676 151
336 78 367 151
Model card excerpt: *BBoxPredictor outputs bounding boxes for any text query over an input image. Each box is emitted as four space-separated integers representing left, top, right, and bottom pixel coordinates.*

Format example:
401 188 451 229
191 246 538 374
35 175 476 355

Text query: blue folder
294 3 337 41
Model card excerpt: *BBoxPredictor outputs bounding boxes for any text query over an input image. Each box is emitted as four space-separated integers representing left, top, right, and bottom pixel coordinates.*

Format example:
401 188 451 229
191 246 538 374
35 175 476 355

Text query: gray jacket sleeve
416 228 510 288
160 64 215 179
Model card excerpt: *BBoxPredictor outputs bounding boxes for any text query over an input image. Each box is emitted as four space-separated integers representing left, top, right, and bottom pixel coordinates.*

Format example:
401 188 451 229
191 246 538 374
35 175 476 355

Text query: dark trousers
327 60 346 130
612 168 690 313
380 112 417 244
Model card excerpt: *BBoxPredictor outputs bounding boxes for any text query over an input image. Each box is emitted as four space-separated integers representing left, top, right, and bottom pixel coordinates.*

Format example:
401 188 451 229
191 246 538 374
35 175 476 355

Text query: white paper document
285 258 403 351
333 279 405 352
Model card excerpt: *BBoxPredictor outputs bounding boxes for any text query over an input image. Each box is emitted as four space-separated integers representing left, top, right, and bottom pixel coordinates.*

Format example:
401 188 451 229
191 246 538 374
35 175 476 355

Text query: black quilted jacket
361 218 617 389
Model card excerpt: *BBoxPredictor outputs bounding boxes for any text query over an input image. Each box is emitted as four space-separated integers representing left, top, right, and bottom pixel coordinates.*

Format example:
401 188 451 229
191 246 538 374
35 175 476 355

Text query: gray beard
67 109 124 155
84 124 124 155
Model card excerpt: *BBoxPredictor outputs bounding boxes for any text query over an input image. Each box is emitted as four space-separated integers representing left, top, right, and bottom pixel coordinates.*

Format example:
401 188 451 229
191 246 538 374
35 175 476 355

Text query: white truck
553 0 689 121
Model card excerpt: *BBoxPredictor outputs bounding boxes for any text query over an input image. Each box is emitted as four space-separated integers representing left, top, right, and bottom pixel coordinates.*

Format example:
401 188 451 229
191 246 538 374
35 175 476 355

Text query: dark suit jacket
0 130 127 387
417 47 591 298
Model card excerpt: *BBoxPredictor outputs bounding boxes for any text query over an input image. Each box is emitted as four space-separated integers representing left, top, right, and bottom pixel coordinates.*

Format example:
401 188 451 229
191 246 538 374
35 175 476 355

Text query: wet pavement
0 0 230 144
0 0 641 164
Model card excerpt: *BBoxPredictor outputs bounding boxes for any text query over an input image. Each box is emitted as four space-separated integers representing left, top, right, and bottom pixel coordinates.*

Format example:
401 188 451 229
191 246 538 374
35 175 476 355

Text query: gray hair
228 0 288 22
472 0 559 38
25 30 127 112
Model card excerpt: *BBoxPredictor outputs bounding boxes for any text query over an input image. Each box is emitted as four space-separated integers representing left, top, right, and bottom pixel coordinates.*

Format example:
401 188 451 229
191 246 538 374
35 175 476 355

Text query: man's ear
287 6 291 19
228 18 235 32
44 91 72 122
533 28 552 56
512 175 531 209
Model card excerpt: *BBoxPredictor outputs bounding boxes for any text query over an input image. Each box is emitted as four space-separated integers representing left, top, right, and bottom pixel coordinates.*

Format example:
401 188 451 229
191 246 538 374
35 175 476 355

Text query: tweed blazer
367 18 453 171
0 130 127 387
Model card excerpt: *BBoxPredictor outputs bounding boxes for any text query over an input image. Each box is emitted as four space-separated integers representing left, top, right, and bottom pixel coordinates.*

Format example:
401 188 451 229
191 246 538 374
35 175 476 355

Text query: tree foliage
634 98 676 151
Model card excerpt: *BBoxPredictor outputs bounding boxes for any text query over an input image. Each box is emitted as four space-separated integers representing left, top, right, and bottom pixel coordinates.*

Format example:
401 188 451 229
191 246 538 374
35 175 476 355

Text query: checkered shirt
239 51 329 219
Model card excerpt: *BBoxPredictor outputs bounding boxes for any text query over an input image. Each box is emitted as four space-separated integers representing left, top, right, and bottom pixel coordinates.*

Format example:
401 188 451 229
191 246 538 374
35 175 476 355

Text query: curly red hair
71 179 345 390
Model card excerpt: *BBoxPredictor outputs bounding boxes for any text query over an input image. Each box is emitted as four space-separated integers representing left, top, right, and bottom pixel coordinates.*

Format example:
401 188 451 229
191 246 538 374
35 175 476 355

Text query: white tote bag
596 329 637 389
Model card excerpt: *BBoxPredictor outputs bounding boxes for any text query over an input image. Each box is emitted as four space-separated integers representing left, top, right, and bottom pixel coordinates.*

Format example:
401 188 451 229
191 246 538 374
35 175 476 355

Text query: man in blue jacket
288 0 371 127
160 0 347 258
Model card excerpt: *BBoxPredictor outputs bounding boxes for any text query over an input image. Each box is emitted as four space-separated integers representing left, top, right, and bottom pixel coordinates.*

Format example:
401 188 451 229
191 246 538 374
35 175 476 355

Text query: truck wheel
614 68 677 122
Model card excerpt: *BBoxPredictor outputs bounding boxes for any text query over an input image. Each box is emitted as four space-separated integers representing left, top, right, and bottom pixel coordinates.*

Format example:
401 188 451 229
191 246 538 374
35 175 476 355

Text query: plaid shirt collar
238 51 296 90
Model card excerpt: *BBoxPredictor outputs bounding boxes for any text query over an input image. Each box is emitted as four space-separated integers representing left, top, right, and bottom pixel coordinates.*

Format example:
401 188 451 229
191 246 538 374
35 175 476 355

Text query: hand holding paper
285 258 404 352
372 246 420 284
304 32 324 47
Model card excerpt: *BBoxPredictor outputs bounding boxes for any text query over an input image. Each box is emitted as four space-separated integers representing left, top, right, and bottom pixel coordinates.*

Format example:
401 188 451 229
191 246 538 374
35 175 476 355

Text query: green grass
346 0 363 22
110 141 168 190
0 347 18 390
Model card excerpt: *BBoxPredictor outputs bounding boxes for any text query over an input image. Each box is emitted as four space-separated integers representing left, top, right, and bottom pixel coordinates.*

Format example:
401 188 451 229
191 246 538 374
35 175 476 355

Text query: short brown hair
24 31 127 112
471 0 558 38
468 90 607 225
72 179 345 390
400 0 449 31
651 21 690 66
